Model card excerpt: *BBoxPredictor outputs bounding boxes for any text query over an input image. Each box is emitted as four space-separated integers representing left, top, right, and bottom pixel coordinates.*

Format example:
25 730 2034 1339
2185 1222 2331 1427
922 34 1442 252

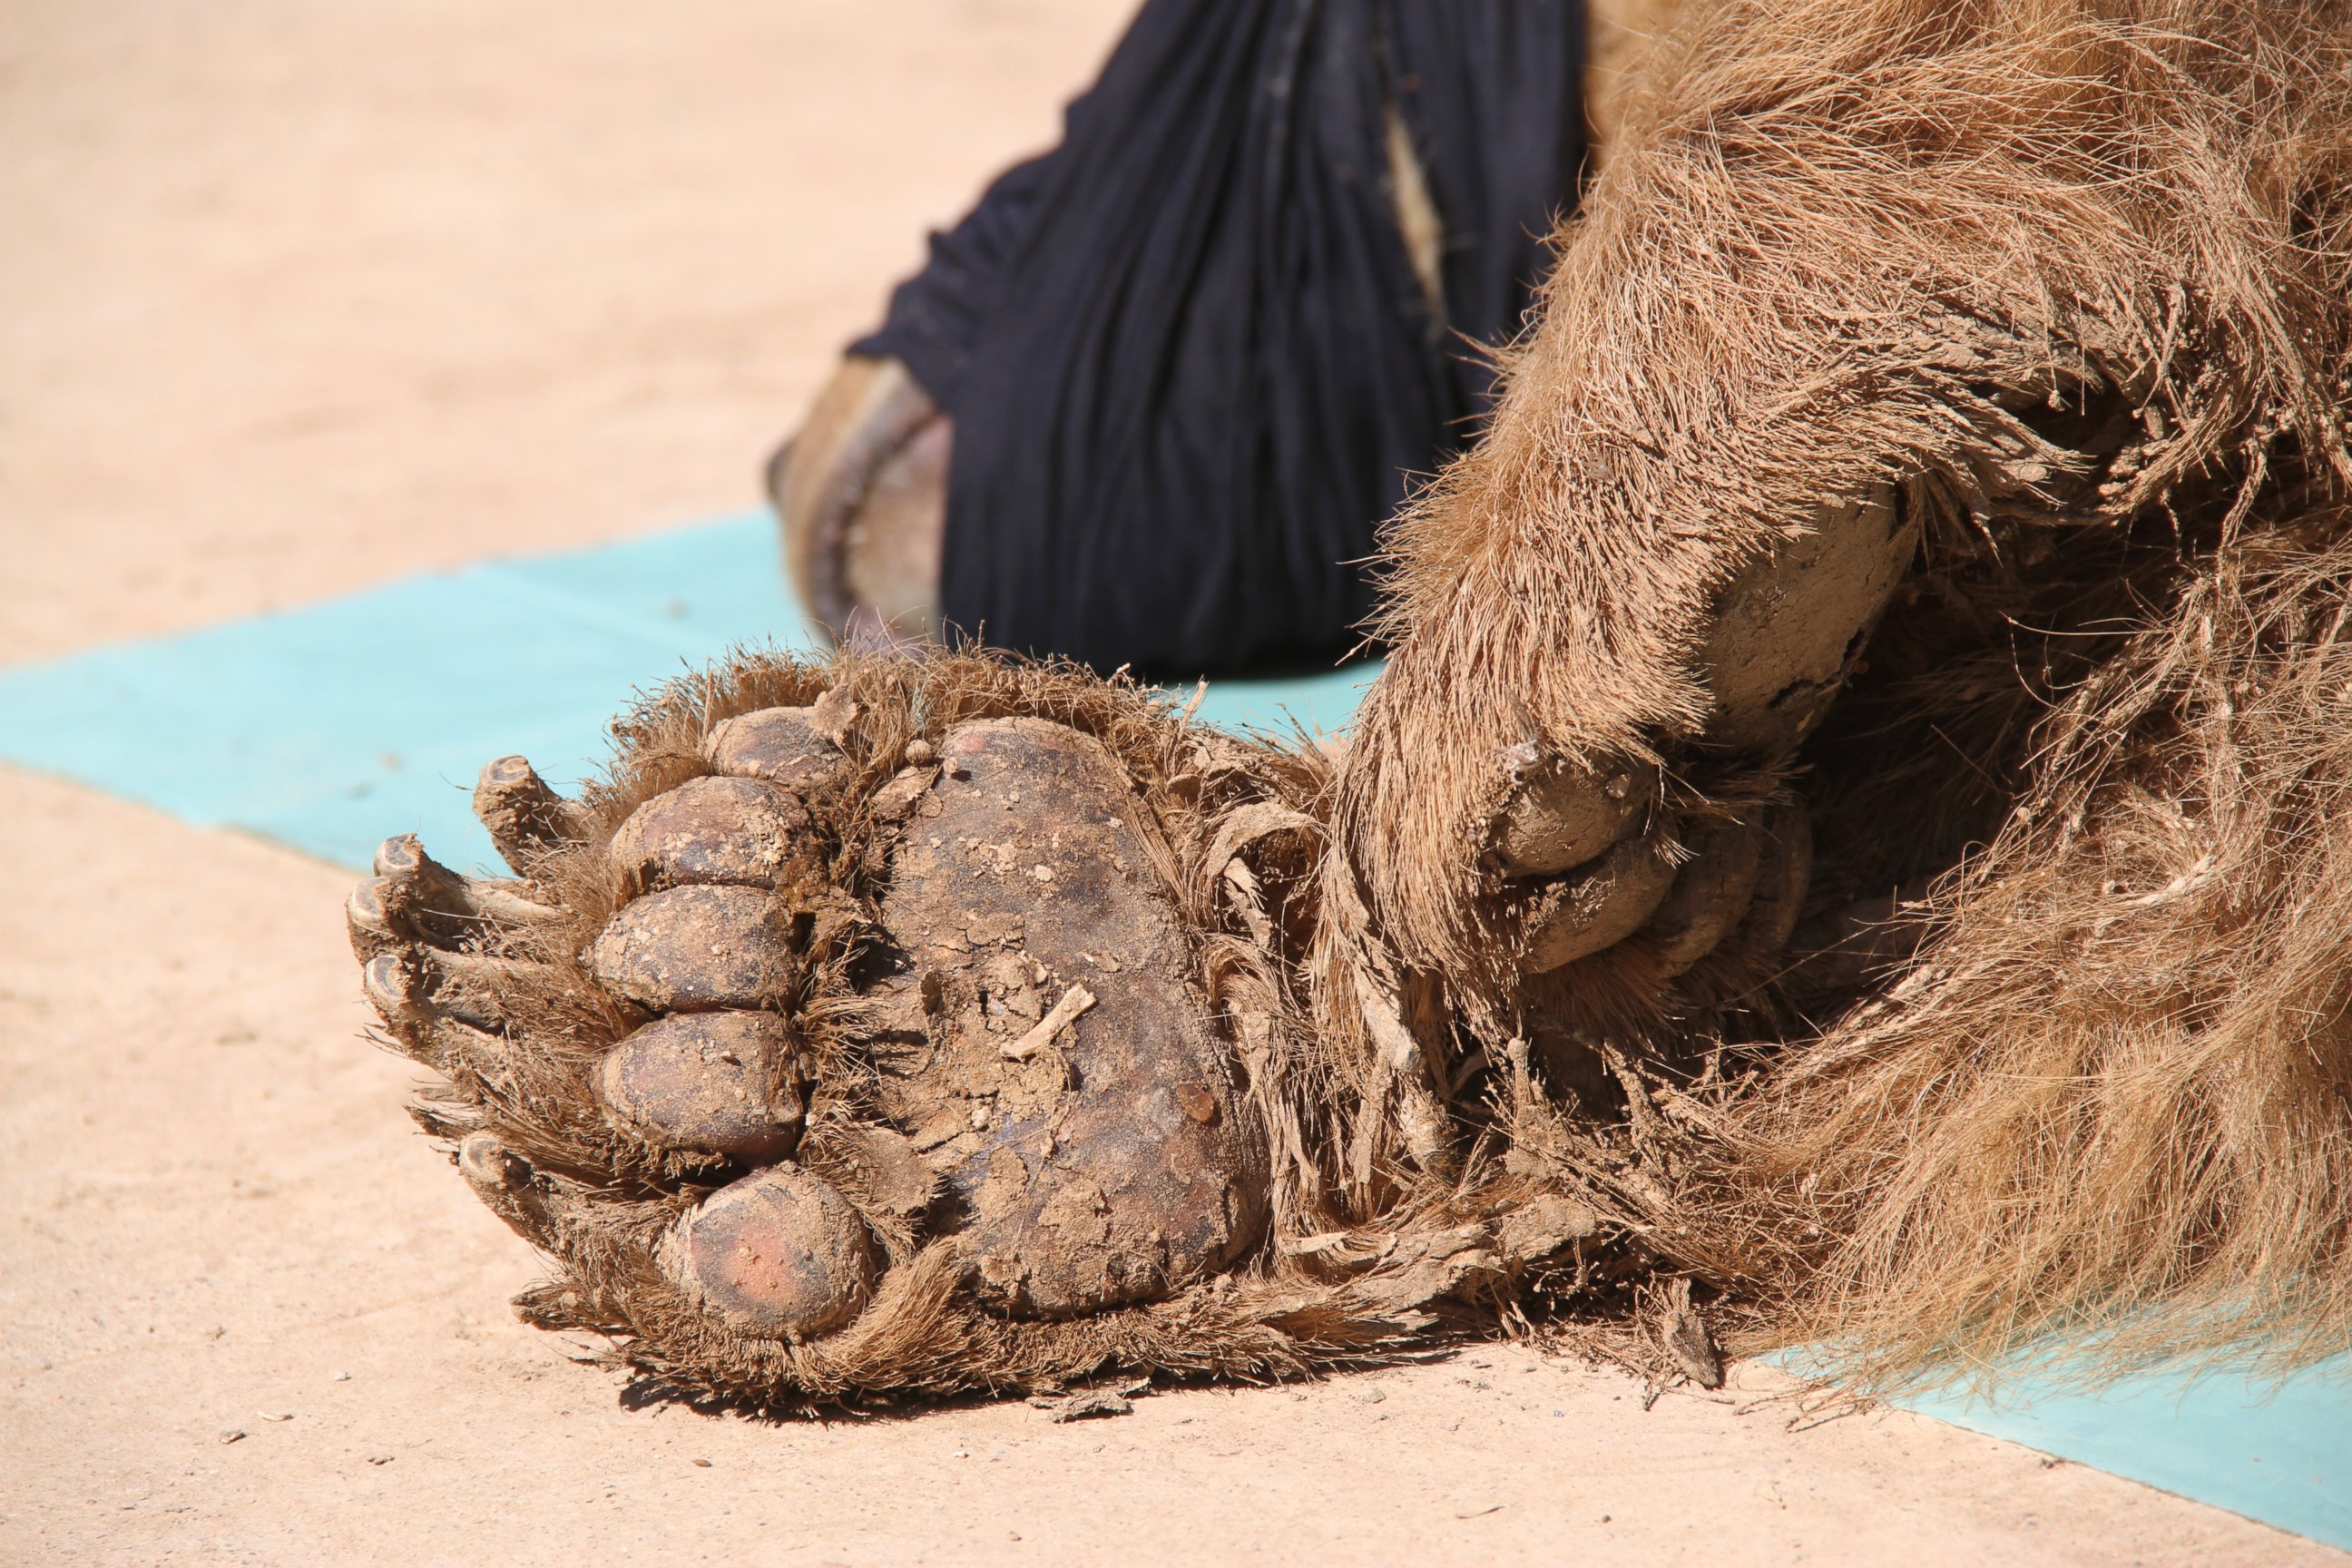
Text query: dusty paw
351 662 1318 1399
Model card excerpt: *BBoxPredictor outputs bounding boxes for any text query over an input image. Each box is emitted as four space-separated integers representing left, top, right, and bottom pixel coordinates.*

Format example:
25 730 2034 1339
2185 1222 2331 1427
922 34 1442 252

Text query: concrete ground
0 4 2340 1563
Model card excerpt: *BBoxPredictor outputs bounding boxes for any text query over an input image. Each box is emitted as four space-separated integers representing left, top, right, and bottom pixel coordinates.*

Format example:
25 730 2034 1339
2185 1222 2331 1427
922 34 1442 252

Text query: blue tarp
0 513 1372 875
1904 1357 2350 1550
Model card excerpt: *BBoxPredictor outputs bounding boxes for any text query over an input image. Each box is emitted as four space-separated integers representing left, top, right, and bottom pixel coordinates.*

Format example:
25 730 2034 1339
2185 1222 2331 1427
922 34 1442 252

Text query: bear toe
703 705 848 789
609 776 821 893
589 886 799 1012
1490 752 1659 879
597 1012 807 1161
662 1166 877 1340
473 755 590 873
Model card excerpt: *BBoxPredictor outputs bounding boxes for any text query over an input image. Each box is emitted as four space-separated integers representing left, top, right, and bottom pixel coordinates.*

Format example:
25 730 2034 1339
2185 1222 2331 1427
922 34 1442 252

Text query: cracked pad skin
868 718 1265 1318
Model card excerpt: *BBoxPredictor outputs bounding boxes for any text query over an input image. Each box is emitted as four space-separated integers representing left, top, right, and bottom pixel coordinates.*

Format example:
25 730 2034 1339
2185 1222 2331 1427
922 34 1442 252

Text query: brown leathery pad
871 717 1268 1318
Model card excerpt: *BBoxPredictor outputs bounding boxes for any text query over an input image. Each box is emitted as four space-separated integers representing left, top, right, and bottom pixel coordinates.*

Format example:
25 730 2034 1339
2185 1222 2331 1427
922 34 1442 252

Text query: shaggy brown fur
1719 521 2352 1387
1345 0 2352 989
1319 0 2352 1384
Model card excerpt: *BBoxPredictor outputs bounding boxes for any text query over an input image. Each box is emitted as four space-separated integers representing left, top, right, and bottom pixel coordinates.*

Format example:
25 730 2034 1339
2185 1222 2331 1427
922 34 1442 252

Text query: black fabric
854 0 1585 677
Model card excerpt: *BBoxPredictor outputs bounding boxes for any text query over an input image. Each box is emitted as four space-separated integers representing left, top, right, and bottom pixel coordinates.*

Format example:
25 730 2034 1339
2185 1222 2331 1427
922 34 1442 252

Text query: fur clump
1310 0 2352 1385
1712 521 2352 1388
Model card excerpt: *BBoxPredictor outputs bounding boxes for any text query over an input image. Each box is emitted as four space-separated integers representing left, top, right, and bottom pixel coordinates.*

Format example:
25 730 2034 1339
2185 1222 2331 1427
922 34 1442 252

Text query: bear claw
1491 752 1659 880
1643 813 1766 976
474 755 590 873
349 834 556 959
1519 834 1682 973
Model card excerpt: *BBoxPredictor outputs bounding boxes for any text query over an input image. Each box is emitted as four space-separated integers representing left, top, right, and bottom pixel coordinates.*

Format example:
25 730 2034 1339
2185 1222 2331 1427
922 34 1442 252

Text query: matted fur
1710 518 2352 1387
1308 0 2352 1382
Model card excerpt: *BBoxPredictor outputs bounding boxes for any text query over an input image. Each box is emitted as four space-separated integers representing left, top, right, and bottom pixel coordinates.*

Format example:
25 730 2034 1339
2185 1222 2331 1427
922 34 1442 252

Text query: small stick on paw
1000 985 1096 1062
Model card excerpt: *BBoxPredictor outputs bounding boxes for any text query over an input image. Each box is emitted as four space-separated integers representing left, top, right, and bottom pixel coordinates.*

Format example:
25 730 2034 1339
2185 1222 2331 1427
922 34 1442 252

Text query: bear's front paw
1387 483 1912 987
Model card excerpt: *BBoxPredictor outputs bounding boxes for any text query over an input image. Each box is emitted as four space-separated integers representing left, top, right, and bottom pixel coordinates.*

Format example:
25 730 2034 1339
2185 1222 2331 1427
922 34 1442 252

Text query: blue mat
0 513 1373 875
0 512 2342 1551
1901 1357 2350 1550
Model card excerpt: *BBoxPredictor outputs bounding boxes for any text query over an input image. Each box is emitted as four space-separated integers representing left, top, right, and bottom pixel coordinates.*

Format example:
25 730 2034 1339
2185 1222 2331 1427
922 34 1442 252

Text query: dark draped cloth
853 0 1585 677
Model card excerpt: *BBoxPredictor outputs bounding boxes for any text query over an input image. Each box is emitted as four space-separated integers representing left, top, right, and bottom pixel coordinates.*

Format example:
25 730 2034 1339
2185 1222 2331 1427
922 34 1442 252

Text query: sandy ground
0 0 1117 661
0 5 2341 1563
